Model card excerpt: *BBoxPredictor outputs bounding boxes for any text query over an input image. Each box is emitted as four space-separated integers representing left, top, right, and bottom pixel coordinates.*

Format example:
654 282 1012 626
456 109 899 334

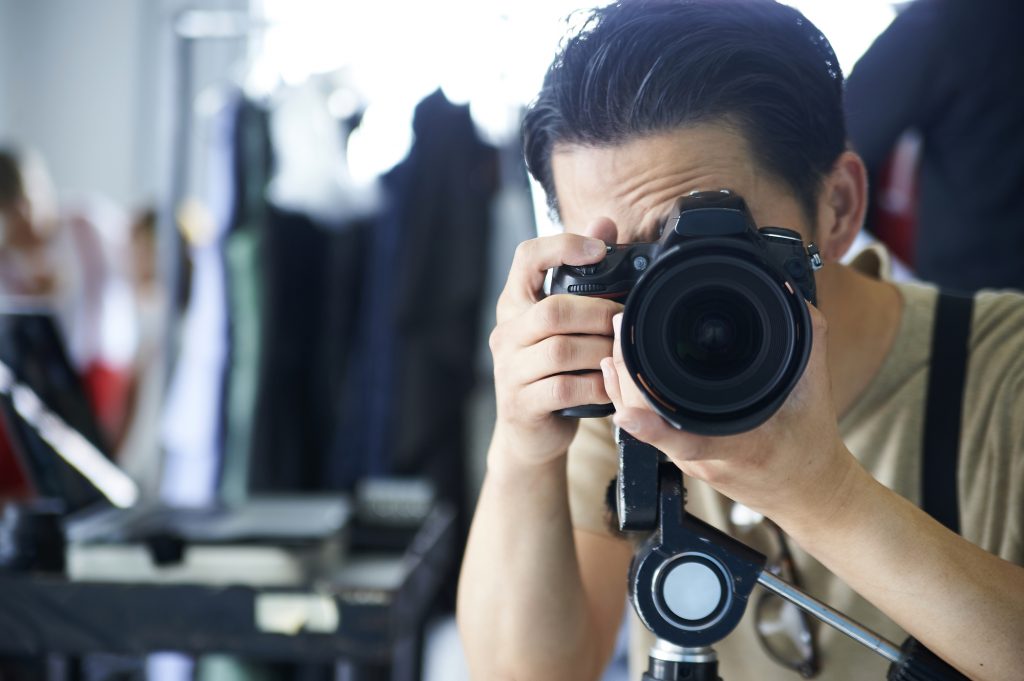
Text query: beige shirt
567 251 1024 680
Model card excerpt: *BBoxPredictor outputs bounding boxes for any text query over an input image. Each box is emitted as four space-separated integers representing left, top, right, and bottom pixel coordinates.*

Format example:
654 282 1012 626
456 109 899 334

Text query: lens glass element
669 288 762 382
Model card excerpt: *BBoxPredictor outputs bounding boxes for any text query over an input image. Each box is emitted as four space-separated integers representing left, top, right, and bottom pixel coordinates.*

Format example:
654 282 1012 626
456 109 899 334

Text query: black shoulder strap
922 291 974 535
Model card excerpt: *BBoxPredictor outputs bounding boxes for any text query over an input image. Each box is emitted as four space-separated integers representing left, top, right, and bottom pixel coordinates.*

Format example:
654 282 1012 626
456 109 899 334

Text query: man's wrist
486 424 568 486
773 443 874 544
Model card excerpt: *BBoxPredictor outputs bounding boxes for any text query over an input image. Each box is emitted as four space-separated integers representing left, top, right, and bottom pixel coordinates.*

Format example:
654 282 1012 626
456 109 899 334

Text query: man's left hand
600 303 861 529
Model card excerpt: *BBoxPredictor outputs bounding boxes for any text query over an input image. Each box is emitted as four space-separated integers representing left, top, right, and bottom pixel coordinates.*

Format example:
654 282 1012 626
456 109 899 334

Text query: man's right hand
489 222 624 467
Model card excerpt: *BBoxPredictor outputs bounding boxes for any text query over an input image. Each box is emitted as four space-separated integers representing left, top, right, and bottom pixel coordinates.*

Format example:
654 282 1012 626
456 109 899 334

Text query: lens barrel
621 239 811 435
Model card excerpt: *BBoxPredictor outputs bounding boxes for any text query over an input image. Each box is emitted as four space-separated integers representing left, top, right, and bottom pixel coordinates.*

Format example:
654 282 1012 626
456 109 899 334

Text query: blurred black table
0 504 457 681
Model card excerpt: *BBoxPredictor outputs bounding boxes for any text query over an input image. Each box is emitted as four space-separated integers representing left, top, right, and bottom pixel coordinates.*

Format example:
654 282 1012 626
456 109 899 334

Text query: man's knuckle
514 238 537 265
595 298 612 317
581 372 604 401
488 326 505 354
537 296 567 331
548 336 574 366
550 376 575 405
558 232 581 256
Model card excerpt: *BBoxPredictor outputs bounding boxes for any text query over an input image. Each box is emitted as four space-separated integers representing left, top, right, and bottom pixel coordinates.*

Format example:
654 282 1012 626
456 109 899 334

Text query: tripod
615 429 967 681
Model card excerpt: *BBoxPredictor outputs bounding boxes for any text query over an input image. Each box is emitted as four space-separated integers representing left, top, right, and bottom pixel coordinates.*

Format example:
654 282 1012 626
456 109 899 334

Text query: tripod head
617 430 766 645
622 445 766 645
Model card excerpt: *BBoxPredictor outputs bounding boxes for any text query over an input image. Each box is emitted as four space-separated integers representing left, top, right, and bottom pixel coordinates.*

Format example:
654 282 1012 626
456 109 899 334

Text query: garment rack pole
160 10 271 409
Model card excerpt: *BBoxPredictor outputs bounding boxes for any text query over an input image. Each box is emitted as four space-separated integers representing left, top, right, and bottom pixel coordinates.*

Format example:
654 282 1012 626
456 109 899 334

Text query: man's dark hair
523 0 846 224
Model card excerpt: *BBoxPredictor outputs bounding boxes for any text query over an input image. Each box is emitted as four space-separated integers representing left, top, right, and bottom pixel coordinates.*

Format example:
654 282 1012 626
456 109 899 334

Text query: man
457 2 1024 680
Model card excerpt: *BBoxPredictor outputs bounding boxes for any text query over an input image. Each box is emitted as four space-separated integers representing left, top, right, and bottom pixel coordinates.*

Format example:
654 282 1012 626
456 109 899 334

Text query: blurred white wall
0 0 247 211
0 0 898 215
0 3 13 135
0 0 145 205
0 5 7 133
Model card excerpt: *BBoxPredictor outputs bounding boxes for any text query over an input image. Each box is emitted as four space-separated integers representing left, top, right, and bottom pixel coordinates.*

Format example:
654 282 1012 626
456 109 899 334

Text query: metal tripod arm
756 570 902 663
757 566 969 679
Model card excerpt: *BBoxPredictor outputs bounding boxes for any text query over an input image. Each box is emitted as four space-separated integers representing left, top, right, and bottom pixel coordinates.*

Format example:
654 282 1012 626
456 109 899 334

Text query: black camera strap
886 291 977 681
921 290 974 535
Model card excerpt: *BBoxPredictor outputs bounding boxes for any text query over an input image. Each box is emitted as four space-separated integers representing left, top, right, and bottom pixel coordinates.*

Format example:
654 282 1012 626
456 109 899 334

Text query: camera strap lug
807 243 823 271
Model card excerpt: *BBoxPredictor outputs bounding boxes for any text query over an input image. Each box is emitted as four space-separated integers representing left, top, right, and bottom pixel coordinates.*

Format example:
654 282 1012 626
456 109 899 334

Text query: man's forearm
457 439 603 680
780 461 1024 681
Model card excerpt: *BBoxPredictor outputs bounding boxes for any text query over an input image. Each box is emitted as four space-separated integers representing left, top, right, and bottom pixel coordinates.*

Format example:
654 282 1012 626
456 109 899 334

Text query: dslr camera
551 190 822 435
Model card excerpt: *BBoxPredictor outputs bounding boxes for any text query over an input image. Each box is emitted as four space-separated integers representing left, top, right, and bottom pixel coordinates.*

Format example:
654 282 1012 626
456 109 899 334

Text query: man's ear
815 150 868 263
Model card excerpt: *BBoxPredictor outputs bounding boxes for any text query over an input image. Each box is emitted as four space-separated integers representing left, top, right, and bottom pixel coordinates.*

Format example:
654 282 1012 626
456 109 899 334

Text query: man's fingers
519 372 610 414
612 405 711 462
613 406 671 442
608 313 711 461
512 295 622 347
599 357 621 407
510 335 614 386
611 313 649 410
499 233 608 315
607 313 669 435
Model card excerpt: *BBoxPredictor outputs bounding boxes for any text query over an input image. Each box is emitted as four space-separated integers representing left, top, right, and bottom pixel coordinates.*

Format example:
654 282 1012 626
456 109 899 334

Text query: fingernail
600 357 612 378
584 238 606 257
612 313 622 334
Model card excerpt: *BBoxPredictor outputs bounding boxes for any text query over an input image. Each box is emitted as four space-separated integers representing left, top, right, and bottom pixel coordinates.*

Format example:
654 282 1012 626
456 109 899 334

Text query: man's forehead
550 126 778 233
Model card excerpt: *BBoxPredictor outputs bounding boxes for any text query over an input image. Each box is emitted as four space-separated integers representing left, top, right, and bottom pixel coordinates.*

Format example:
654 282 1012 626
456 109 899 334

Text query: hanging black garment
247 207 370 492
223 92 376 495
333 89 499 533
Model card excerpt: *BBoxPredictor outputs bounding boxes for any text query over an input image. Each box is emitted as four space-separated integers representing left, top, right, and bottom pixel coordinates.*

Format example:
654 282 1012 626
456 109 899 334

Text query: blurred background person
845 0 1024 293
0 148 63 298
0 146 138 497
0 147 65 501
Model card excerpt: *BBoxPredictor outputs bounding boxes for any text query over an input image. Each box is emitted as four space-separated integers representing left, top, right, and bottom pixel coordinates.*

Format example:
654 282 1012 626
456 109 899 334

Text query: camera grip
557 403 615 418
550 244 650 419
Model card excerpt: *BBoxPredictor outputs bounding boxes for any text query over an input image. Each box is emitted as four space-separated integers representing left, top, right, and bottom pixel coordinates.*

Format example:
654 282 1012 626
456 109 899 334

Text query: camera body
551 190 822 435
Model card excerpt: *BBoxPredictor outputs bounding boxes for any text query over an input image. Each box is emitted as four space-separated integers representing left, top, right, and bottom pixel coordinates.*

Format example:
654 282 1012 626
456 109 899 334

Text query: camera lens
622 244 810 435
669 289 762 382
